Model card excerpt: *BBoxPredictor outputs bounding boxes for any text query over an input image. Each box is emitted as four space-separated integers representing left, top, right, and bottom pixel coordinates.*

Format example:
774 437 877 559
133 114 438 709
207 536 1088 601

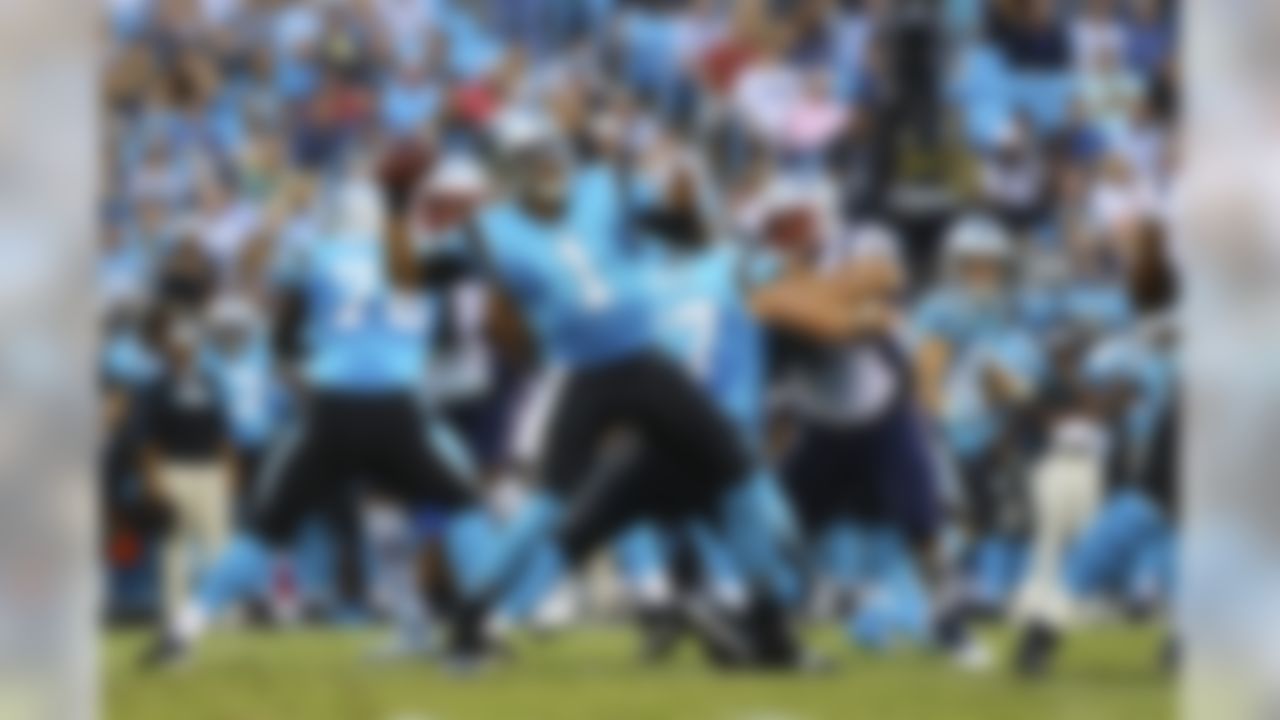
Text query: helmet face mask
206 295 257 354
955 255 1010 304
209 321 250 355
509 145 570 212
163 319 202 366
943 215 1014 307
490 110 571 213
415 155 488 233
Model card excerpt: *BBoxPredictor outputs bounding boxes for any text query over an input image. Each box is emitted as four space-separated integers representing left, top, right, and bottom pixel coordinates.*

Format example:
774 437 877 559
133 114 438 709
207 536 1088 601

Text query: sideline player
913 216 1046 657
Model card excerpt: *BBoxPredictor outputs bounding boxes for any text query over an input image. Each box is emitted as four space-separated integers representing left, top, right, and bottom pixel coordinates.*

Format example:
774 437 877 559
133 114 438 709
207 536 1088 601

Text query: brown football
377 138 435 212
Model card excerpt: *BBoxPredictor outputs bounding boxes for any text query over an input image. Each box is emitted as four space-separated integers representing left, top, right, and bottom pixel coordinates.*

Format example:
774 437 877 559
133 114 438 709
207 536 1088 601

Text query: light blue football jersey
643 242 768 444
912 287 1013 355
101 330 161 388
1083 333 1174 447
1019 280 1133 336
283 237 434 393
1058 280 1133 333
476 166 654 367
202 335 282 449
941 326 1046 461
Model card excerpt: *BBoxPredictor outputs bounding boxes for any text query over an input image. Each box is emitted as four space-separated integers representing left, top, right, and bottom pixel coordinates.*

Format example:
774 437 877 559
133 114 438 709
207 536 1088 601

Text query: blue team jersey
202 337 282 449
1058 280 1133 333
643 242 768 444
102 331 161 388
283 238 434 393
476 166 654 367
915 288 1045 460
1084 333 1174 447
912 287 1014 354
941 327 1045 461
1019 281 1132 336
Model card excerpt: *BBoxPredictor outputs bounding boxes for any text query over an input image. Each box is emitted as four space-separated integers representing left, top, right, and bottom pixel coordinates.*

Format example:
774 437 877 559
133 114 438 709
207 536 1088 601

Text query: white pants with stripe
1012 423 1107 628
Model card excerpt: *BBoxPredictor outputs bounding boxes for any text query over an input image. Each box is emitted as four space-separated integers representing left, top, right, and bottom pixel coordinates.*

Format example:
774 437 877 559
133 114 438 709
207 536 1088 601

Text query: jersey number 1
557 239 613 312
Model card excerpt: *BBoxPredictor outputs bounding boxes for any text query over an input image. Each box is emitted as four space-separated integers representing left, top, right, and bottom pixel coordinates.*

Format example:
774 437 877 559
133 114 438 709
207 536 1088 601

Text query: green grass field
106 625 1173 720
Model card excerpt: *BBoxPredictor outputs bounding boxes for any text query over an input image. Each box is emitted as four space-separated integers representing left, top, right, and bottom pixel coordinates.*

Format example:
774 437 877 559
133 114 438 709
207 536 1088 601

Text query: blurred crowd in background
99 0 1179 648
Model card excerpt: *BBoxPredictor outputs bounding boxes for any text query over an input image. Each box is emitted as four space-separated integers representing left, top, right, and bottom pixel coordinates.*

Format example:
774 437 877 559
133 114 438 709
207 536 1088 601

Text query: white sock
710 580 748 613
173 602 208 642
634 572 674 609
486 613 514 641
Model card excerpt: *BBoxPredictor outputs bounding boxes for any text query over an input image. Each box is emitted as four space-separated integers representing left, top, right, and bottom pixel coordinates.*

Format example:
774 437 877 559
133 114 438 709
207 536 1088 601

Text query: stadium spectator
987 0 1070 72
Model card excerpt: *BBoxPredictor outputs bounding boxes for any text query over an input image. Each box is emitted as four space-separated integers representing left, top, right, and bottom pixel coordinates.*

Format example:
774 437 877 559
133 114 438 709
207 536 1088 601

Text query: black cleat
442 602 506 676
138 633 190 671
1014 621 1061 679
243 598 279 629
442 646 500 676
748 640 838 675
1123 596 1159 623
931 602 993 671
682 597 756 668
933 603 969 651
750 599 836 674
636 605 685 664
779 648 839 675
442 631 505 676
1159 635 1180 675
